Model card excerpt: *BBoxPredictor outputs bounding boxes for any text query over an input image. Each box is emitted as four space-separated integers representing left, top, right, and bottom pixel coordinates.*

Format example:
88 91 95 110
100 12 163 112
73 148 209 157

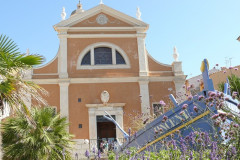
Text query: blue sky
1 0 240 78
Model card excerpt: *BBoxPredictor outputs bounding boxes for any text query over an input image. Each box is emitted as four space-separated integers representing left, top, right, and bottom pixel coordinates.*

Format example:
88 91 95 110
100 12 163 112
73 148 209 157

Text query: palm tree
1 107 74 160
0 34 47 115
0 34 48 159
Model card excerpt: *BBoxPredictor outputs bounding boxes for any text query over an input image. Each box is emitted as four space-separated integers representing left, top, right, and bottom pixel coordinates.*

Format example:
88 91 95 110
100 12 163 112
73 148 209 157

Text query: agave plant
218 74 240 99
1 107 74 160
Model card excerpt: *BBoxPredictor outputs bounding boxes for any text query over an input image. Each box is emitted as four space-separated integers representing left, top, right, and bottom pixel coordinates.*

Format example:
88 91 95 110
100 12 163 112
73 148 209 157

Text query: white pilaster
59 82 69 131
139 81 150 116
88 109 97 139
116 107 124 139
172 61 186 102
173 61 184 76
137 33 149 76
58 32 68 78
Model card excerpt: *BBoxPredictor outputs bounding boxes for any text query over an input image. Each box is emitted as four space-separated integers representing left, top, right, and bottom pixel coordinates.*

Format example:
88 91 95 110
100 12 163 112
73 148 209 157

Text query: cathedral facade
29 2 185 156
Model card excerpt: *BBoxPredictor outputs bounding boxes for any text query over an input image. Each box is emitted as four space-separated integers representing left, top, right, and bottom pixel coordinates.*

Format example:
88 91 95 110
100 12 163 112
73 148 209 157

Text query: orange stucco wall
149 81 176 113
33 57 58 74
39 84 60 112
68 83 141 139
210 66 240 90
148 55 173 72
73 12 133 27
67 38 140 78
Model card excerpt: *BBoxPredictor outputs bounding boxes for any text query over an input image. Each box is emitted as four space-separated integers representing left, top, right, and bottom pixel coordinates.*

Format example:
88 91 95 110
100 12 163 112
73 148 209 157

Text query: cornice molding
86 103 125 108
62 34 139 38
56 26 147 33
29 76 175 84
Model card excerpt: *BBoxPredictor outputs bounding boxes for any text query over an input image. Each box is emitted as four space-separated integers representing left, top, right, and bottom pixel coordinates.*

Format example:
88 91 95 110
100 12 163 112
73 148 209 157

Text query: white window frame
77 42 130 70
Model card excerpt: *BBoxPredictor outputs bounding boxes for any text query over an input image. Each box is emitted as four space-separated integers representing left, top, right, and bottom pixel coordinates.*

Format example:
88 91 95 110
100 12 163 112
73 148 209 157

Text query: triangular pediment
72 12 133 27
54 4 148 29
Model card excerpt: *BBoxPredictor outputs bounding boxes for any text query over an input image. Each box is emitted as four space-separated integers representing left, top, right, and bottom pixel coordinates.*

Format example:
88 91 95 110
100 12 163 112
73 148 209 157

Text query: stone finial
173 46 179 62
76 1 84 13
26 48 30 55
61 7 66 20
136 7 141 20
100 0 104 4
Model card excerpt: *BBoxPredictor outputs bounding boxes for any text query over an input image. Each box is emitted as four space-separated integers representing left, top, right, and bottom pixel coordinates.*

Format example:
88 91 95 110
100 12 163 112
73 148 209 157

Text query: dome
71 10 76 16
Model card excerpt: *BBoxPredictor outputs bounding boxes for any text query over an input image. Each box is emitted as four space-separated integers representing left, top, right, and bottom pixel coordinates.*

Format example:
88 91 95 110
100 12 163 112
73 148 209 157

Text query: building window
152 103 164 117
94 47 112 65
81 51 91 65
116 51 126 64
77 42 130 69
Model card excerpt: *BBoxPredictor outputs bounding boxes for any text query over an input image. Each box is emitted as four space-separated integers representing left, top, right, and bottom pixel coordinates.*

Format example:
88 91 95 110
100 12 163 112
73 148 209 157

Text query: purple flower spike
92 147 95 154
163 115 168 121
211 114 219 119
179 111 184 115
234 68 238 71
182 104 188 110
189 151 193 160
97 150 101 158
209 91 216 97
187 95 193 101
198 95 204 101
159 100 166 106
85 150 90 158
233 124 239 128
134 132 137 138
193 106 198 112
231 146 237 155
128 128 131 137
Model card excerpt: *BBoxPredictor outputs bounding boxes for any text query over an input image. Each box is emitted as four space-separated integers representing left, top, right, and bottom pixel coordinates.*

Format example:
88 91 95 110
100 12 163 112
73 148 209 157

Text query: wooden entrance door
97 122 116 139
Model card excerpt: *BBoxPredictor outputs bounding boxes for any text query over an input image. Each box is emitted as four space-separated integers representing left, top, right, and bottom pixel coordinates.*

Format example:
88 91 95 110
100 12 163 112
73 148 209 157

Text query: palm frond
2 107 74 160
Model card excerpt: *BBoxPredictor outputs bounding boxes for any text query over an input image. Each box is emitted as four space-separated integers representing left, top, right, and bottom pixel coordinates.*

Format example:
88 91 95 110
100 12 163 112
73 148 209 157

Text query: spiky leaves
0 34 47 114
1 107 74 160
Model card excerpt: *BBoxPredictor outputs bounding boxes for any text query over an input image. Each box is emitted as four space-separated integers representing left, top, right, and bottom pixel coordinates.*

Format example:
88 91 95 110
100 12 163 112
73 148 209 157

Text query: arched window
116 51 126 64
77 42 130 69
94 47 112 65
81 51 91 65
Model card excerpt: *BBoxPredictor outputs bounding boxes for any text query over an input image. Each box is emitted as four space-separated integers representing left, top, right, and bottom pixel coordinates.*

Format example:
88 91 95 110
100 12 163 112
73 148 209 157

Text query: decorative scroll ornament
96 14 108 25
101 90 110 105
